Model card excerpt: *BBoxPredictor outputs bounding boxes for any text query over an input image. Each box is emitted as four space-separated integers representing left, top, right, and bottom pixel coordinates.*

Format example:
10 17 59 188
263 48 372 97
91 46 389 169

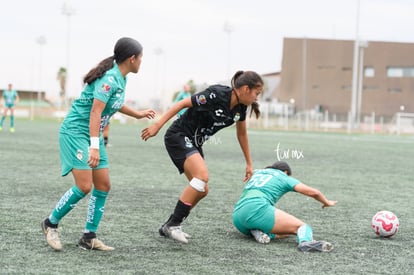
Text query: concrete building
276 38 414 120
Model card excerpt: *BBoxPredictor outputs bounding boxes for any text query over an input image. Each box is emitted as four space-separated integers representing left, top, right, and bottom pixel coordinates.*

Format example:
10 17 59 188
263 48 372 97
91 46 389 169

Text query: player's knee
199 184 209 198
189 177 208 193
96 182 111 193
78 184 92 194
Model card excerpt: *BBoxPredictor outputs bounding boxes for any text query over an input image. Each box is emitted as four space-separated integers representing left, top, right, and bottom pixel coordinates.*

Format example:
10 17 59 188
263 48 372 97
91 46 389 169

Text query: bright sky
1 0 413 108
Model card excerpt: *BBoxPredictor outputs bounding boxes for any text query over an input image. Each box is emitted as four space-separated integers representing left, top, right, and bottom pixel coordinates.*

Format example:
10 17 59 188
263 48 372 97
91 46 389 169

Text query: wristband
90 137 100 149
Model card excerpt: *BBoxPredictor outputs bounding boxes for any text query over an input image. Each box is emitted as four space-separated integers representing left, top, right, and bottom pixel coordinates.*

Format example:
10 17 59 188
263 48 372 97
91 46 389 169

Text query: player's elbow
308 189 322 199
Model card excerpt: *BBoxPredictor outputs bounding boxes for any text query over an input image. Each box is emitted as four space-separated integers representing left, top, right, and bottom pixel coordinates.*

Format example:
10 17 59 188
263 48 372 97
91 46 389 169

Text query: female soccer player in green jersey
41 37 156 251
233 161 337 252
0 83 19 133
141 71 262 243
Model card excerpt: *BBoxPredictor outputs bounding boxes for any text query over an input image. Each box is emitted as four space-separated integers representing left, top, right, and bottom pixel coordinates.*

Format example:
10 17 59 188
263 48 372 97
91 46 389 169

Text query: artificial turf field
0 118 413 274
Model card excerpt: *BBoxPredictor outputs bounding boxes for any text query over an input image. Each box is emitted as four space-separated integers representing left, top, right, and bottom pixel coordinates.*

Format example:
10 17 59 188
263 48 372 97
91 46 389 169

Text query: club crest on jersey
234 112 240 121
184 136 193 148
100 83 111 93
76 149 83 161
196 95 207 105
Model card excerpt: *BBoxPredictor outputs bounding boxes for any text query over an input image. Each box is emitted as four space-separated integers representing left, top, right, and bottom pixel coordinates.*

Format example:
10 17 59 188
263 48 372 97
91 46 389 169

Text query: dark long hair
83 37 143 84
231 71 263 119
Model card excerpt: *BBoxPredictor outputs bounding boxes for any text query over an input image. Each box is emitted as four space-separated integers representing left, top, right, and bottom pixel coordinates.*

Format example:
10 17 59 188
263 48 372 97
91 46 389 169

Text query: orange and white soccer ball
371 210 399 238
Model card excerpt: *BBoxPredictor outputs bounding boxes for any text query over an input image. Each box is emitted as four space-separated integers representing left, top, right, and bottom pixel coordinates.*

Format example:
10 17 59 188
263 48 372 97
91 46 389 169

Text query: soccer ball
371 211 399 238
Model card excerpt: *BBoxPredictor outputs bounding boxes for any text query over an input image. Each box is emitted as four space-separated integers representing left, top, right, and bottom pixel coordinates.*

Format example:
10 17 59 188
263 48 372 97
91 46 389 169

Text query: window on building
317 65 335 70
387 67 414 77
364 67 375 77
388 88 402 93
363 85 379 91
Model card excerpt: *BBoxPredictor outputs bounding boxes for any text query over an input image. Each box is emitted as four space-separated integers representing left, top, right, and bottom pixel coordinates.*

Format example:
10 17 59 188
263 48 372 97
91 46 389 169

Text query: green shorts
232 197 276 236
59 132 108 176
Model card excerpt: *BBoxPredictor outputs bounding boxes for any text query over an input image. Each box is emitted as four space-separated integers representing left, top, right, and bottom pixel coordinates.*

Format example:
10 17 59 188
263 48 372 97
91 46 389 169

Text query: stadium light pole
356 40 368 127
154 47 163 111
350 0 361 131
36 35 46 116
62 1 75 111
223 21 235 80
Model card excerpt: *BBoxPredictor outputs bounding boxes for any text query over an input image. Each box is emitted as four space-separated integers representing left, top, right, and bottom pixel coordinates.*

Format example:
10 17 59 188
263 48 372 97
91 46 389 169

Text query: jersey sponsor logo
55 188 74 212
215 109 223 117
86 195 96 223
100 83 111 93
209 92 216 99
196 94 207 105
213 122 226 126
111 100 123 110
100 115 111 131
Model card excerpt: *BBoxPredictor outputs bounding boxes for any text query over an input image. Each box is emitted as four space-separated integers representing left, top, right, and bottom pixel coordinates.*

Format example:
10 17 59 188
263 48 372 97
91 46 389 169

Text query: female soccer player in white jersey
141 70 262 243
41 37 156 251
233 161 337 252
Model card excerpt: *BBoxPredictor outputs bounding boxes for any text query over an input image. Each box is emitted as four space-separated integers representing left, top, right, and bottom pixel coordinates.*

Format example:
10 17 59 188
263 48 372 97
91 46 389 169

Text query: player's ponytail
83 56 115 84
83 37 143 84
231 70 263 119
250 101 260 119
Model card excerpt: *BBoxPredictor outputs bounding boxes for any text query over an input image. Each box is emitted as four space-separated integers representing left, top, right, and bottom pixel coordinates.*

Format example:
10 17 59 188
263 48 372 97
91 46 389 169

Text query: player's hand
322 200 338 208
141 124 160 141
139 109 156 119
88 148 100 168
243 165 253 182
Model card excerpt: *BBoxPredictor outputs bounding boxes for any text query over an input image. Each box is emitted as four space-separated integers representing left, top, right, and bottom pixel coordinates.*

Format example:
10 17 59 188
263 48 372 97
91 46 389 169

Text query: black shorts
164 128 204 174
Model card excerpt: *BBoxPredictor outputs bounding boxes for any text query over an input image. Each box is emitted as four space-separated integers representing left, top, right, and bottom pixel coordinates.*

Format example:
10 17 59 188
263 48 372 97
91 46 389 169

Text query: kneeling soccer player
232 161 337 252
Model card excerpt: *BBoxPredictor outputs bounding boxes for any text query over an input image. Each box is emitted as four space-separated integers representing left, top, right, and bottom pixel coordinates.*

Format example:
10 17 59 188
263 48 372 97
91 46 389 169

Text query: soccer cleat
10 128 14 133
298 240 333 252
250 229 271 244
78 237 115 251
41 219 62 251
0 126 2 131
159 224 190 244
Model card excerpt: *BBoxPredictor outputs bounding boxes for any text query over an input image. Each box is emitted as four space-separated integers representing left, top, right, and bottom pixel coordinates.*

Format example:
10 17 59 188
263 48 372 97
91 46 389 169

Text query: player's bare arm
294 183 337 208
141 97 192 141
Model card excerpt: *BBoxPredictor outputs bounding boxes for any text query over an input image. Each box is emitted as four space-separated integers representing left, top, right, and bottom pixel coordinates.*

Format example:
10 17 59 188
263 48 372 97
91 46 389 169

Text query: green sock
0 116 5 126
10 116 14 128
85 189 108 233
297 224 313 243
49 185 86 225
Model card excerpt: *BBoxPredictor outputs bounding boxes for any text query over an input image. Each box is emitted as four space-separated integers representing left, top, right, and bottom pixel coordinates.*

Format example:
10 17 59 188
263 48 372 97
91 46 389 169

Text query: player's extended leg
159 153 208 243
270 209 333 252
77 168 114 251
41 169 90 251
270 209 304 235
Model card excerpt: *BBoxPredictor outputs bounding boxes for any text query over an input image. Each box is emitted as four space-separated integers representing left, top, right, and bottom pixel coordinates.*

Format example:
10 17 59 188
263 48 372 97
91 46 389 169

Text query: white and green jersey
3 89 18 106
60 62 126 136
236 168 300 206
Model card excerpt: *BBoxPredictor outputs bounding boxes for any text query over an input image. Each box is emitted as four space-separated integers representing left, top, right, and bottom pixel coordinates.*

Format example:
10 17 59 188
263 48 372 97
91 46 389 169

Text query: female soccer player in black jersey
141 70 262 243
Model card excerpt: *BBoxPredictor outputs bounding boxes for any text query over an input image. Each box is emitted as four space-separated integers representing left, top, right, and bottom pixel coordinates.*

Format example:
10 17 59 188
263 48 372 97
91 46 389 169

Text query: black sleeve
191 87 218 108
